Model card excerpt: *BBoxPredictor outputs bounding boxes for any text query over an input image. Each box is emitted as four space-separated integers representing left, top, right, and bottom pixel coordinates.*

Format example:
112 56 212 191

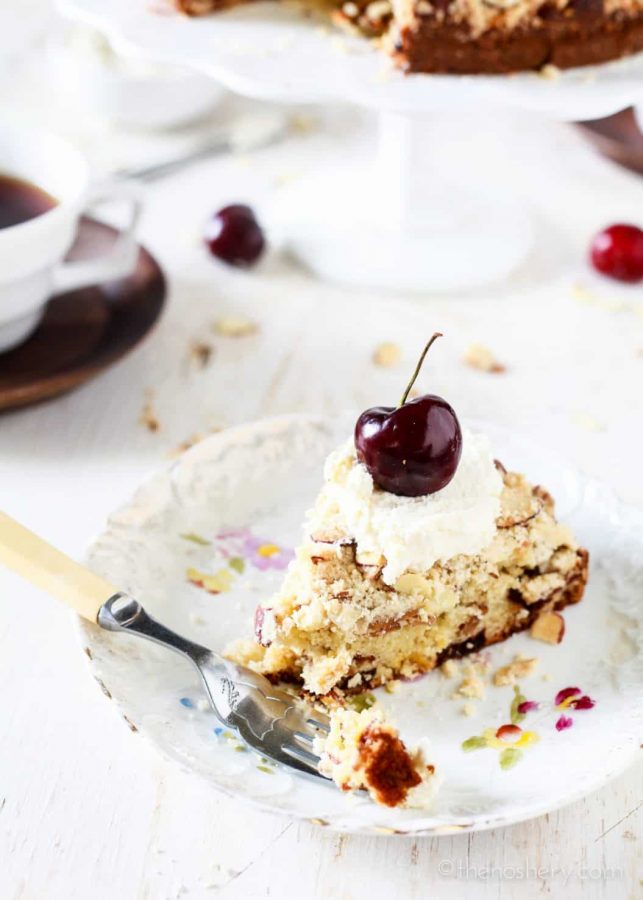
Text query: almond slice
530 611 565 644
497 484 542 529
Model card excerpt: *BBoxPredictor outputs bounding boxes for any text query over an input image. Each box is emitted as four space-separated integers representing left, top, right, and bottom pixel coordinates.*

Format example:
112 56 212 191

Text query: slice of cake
227 335 589 697
388 0 643 74
172 0 643 74
230 442 588 694
314 706 439 807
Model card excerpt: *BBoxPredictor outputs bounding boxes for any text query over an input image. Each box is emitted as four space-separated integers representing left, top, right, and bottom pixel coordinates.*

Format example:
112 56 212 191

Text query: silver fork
99 593 329 778
0 512 329 780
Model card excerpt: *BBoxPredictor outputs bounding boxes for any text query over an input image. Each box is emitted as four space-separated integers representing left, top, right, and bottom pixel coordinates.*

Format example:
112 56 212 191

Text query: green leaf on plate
510 685 527 724
180 532 211 546
229 556 245 574
462 735 488 752
499 747 522 770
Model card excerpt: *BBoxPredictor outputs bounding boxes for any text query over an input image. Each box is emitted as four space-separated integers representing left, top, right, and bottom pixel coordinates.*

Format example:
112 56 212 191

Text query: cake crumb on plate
493 656 538 686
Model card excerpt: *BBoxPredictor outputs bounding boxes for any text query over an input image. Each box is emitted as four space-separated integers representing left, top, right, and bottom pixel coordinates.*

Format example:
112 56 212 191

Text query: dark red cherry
590 224 643 283
204 204 265 267
355 334 462 497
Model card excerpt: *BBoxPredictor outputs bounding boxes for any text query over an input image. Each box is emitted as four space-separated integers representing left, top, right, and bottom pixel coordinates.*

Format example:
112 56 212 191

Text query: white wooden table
0 6 641 898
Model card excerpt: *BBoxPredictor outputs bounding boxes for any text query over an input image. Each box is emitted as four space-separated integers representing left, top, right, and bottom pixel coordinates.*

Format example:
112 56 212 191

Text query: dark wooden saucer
0 217 166 412
576 107 643 176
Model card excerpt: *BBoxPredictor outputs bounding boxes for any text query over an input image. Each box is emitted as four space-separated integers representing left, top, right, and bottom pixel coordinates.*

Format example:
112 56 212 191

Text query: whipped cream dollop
308 430 503 585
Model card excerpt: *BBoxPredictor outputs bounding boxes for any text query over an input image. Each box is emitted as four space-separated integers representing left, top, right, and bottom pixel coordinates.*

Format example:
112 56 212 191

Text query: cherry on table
204 204 265 267
590 223 643 283
355 333 462 497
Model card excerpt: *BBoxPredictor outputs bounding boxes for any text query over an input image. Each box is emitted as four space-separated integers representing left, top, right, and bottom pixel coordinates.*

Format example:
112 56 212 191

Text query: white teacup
0 123 141 354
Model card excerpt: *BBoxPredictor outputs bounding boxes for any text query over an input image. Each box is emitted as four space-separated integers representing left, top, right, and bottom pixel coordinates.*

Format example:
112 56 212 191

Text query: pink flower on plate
555 715 574 732
555 686 595 711
555 686 581 706
571 695 596 710
242 533 294 571
215 529 251 559
214 528 294 571
552 686 596 733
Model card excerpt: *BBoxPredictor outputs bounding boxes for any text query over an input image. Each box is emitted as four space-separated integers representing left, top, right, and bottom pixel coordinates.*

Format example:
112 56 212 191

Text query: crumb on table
140 391 160 433
463 343 506 374
373 341 401 368
214 315 258 338
188 340 213 369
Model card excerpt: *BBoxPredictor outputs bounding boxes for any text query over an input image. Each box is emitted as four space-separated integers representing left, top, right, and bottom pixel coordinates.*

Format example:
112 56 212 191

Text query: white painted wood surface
0 6 641 898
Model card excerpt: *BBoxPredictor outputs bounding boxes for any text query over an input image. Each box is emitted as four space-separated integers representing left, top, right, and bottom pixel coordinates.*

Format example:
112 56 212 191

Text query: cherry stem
398 332 443 407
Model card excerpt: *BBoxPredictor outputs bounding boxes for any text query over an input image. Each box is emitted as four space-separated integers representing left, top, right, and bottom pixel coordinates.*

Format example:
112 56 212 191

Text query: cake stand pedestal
58 0 643 292
269 110 532 291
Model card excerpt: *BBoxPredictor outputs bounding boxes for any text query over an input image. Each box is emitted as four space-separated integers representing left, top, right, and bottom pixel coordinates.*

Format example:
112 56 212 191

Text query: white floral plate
80 414 643 835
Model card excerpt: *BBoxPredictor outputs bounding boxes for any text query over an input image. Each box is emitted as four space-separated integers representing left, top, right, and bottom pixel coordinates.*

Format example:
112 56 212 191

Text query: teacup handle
53 178 142 294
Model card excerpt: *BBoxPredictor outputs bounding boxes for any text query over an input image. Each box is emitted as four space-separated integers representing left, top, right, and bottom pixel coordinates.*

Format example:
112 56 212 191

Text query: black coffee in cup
0 174 58 230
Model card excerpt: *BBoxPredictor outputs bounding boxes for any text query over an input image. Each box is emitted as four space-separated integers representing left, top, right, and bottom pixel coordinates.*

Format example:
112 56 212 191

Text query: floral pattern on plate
463 684 596 768
185 527 294 594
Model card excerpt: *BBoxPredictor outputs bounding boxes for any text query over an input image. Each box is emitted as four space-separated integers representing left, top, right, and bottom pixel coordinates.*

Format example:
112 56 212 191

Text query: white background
0 3 641 898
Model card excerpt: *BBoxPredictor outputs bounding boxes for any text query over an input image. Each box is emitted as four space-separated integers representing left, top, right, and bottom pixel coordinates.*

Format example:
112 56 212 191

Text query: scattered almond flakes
539 63 560 81
463 343 506 374
140 391 160 433
571 282 596 304
571 282 633 313
571 411 606 433
289 113 319 135
453 666 485 700
188 340 213 369
461 702 476 717
373 341 401 368
440 659 458 679
274 171 302 187
530 611 565 644
213 315 258 338
493 656 538 686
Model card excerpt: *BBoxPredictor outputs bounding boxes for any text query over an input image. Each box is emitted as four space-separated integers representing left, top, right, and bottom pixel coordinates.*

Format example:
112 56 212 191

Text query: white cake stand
59 0 643 291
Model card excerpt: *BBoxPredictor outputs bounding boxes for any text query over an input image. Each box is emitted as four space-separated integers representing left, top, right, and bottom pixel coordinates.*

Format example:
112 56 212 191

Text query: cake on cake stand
59 0 643 291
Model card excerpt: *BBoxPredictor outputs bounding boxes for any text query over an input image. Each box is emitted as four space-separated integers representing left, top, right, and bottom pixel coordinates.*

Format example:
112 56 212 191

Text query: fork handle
0 511 118 622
